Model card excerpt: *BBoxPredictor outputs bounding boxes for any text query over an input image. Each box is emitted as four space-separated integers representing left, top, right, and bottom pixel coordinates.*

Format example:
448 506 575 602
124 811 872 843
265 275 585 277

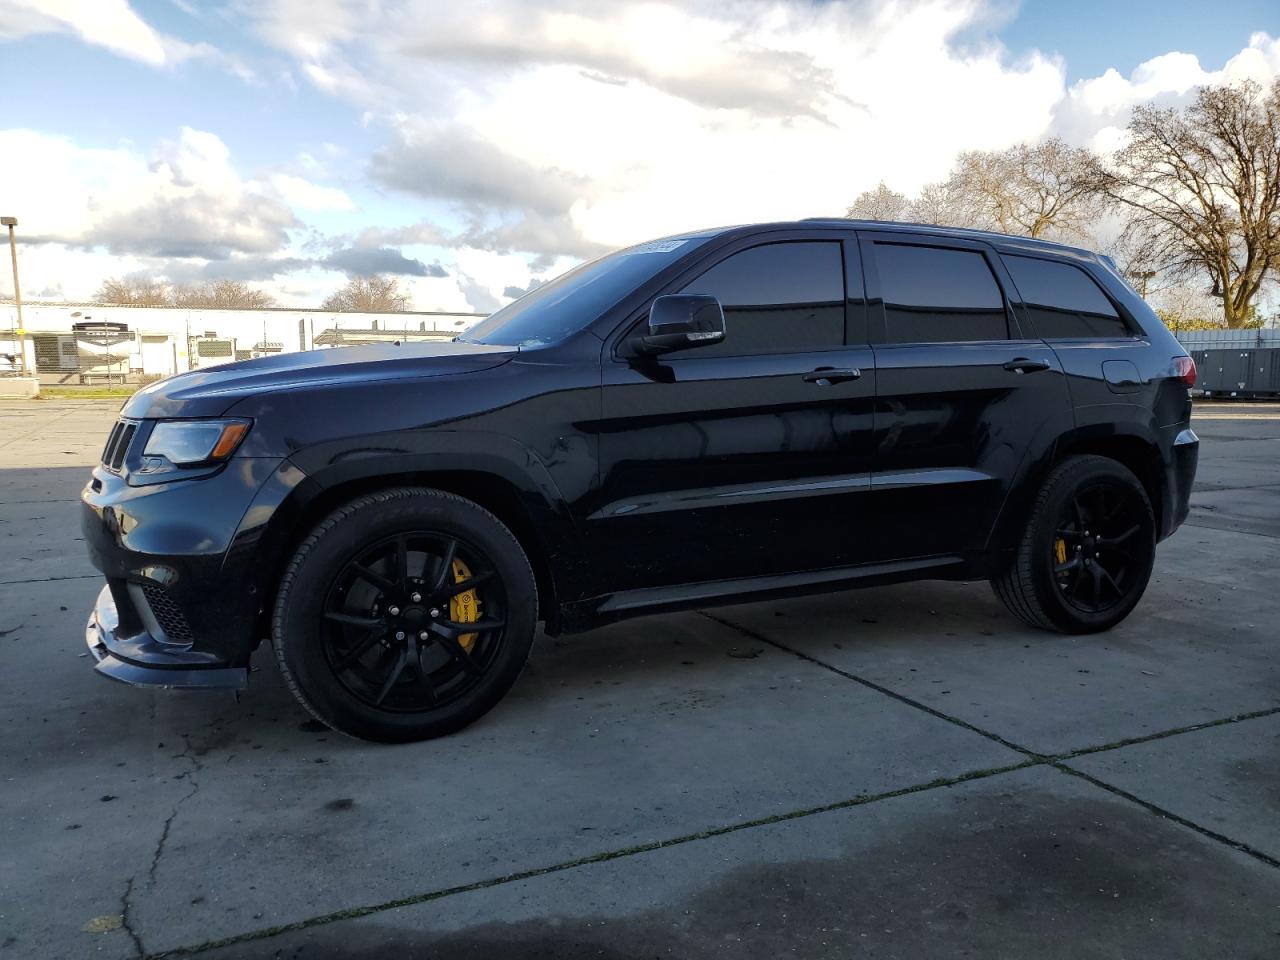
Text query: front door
593 236 877 592
858 232 1072 561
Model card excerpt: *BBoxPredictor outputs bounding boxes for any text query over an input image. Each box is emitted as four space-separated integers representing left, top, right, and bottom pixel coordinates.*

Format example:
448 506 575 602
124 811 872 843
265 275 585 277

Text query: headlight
138 419 251 475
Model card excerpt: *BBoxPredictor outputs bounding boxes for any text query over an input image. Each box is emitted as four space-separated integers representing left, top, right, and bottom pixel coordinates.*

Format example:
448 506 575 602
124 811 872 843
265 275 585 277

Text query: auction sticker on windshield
623 239 689 255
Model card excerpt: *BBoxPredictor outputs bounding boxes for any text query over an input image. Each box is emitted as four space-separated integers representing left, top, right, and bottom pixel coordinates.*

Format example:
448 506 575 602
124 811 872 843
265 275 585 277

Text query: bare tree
845 181 910 221
1150 284 1233 333
1095 79 1280 328
172 280 276 309
938 138 1103 239
95 276 171 306
96 277 276 308
321 275 411 312
906 181 965 226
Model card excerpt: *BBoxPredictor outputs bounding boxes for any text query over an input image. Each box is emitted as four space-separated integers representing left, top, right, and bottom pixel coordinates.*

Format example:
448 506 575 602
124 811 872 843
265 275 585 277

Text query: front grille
101 419 138 472
141 582 195 645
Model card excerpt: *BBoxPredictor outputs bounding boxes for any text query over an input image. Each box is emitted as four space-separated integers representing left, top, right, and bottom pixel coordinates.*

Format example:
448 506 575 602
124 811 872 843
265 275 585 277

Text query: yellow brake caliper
1054 538 1067 566
450 557 481 652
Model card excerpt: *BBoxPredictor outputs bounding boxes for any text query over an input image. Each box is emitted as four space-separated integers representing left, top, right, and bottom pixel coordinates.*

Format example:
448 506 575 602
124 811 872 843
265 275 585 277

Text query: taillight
1172 355 1197 387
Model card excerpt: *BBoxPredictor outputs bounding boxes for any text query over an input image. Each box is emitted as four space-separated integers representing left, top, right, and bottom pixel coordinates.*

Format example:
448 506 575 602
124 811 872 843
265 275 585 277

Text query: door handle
802 367 861 385
1002 358 1051 374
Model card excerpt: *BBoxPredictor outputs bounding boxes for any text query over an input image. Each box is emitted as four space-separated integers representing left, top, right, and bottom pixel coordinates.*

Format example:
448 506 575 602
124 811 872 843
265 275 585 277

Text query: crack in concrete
148 735 203 889
125 728 205 958
120 876 145 958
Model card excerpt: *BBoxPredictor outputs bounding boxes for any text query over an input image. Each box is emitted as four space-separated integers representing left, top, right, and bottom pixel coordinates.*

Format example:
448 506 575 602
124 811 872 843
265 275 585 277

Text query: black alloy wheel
273 488 537 742
1050 480 1148 615
992 455 1156 634
321 531 506 712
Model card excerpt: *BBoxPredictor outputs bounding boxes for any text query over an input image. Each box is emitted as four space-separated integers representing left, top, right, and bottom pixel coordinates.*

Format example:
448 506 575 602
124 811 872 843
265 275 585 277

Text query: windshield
459 236 710 347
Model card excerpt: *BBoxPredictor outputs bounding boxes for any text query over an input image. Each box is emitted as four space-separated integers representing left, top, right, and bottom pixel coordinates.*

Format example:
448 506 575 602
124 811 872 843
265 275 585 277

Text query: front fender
241 430 593 628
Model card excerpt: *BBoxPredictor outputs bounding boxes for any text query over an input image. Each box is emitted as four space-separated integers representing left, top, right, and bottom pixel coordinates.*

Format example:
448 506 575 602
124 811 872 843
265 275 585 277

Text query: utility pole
1 216 26 375
1134 270 1157 299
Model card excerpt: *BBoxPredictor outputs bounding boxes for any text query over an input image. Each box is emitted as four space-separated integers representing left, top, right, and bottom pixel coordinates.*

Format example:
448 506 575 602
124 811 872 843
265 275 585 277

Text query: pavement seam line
1054 705 1280 760
1182 519 1280 540
704 611 1280 764
0 573 100 585
0 403 99 449
702 611 1280 875
1050 762 1280 869
698 611 1042 760
147 757 1039 958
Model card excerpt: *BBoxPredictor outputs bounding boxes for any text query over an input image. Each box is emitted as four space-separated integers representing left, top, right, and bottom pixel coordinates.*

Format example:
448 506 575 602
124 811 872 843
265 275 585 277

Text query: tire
272 487 537 743
992 455 1156 634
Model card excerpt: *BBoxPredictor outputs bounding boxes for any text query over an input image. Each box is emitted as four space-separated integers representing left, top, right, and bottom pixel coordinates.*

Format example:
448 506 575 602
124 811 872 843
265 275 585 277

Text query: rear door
859 231 1072 561
594 233 877 591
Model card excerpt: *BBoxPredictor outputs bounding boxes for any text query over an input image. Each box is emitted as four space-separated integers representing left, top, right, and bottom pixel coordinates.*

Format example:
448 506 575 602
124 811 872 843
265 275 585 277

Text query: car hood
121 340 516 419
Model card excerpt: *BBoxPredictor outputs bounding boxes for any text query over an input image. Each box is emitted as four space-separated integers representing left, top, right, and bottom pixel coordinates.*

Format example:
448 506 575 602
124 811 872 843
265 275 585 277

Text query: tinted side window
1003 255 1130 338
678 241 844 356
874 243 1008 343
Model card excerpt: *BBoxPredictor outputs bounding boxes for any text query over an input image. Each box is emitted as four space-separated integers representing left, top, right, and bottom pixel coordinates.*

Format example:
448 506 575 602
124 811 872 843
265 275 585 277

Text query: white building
0 301 487 383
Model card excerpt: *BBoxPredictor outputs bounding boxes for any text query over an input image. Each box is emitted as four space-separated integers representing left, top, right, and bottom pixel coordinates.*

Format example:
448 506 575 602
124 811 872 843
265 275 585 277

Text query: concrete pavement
1 399 1277 959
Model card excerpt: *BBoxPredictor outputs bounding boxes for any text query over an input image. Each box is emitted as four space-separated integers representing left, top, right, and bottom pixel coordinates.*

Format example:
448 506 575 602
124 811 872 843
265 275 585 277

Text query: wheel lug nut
388 606 400 616
429 608 440 618
410 592 422 603
419 630 429 641
394 631 405 641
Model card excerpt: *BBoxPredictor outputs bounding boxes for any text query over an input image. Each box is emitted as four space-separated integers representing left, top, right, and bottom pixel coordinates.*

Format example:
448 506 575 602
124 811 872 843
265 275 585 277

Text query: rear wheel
992 455 1156 634
272 488 537 742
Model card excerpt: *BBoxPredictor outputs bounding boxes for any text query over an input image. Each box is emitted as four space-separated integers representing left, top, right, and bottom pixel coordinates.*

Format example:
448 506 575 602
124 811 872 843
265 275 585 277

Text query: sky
0 0 1277 312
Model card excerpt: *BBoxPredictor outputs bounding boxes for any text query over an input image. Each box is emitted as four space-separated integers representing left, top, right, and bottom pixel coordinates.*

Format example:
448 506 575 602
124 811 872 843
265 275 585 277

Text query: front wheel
992 455 1156 634
272 488 537 743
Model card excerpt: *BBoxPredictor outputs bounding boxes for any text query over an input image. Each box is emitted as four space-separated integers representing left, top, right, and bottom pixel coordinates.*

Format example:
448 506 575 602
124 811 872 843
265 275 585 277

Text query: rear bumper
85 584 247 690
1163 427 1198 538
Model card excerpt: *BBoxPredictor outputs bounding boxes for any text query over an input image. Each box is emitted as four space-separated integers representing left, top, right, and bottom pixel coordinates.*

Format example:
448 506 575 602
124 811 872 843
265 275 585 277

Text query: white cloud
269 173 355 212
1056 32 1280 149
0 0 254 78
0 128 306 299
8 1 1280 311
0 0 167 65
351 0 1067 251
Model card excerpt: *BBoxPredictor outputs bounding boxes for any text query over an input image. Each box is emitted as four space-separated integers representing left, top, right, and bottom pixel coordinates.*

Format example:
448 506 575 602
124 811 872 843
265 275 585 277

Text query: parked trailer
72 321 132 384
1176 330 1280 399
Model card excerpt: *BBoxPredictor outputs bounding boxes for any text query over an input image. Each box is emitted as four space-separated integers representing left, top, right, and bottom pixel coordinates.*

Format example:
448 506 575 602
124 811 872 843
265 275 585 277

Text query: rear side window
1003 255 1131 339
677 241 844 356
873 243 1008 343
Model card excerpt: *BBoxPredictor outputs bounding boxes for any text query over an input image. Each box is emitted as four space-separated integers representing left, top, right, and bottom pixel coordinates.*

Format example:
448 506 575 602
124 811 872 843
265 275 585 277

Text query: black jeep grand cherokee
83 221 1199 742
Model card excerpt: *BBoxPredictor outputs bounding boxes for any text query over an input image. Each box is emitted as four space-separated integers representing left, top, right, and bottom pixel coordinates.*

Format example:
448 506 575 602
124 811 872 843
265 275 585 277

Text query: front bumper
80 451 307 685
86 584 247 690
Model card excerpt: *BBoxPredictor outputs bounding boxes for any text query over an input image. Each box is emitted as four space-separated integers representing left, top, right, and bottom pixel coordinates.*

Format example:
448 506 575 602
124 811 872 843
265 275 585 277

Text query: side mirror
628 295 726 357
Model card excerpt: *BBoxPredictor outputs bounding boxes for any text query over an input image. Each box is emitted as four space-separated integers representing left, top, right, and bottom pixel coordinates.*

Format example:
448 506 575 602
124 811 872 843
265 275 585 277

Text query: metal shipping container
1179 331 1280 399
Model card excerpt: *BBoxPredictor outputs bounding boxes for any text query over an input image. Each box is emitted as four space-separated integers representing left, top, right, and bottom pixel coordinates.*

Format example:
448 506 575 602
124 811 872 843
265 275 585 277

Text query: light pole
1 216 26 375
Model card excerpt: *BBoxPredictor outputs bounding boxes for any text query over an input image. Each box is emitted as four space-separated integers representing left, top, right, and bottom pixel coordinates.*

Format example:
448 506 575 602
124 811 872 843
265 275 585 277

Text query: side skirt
558 555 976 634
